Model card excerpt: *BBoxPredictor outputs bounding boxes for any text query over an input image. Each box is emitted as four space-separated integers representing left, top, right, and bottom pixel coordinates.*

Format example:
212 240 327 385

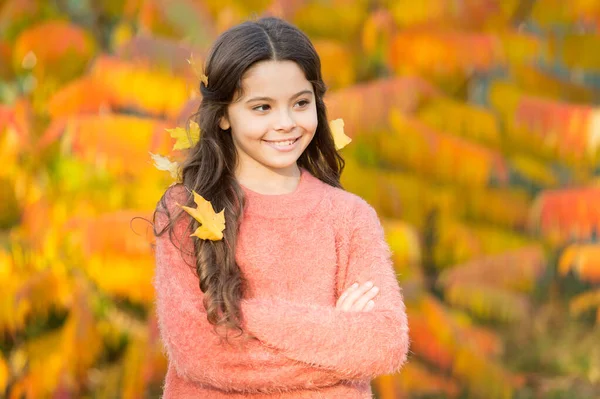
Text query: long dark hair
153 16 345 341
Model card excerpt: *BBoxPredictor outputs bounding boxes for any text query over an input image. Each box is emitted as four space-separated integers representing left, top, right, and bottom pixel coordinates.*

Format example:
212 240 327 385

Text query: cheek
299 108 318 133
232 114 269 142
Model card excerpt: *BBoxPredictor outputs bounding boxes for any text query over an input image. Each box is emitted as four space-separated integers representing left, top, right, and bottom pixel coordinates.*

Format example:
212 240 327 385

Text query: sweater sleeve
241 198 410 380
153 187 345 394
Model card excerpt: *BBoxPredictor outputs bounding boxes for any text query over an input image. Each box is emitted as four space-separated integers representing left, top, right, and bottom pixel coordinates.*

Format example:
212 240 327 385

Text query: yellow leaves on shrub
0 248 72 334
65 114 171 175
510 154 558 187
0 353 7 393
313 39 355 89
387 109 508 187
121 334 149 399
47 56 192 119
111 21 134 51
389 0 448 27
13 20 96 81
559 33 600 70
396 361 460 398
12 280 102 397
389 31 499 78
87 255 155 304
178 191 226 241
438 245 545 293
444 282 528 323
416 96 501 148
372 373 401 399
48 76 111 119
62 210 157 303
489 81 600 166
91 56 190 119
66 210 155 256
499 30 541 67
381 219 421 278
531 188 600 244
453 346 514 399
409 296 515 399
361 9 394 56
293 1 364 42
559 244 600 283
569 289 600 320
326 77 436 139
0 40 13 80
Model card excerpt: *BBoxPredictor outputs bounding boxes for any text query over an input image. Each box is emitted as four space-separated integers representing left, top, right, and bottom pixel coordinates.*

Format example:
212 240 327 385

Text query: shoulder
316 178 380 228
156 183 190 214
154 183 192 233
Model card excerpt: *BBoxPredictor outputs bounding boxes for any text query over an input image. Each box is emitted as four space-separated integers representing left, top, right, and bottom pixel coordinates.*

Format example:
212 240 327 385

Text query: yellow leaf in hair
200 73 208 87
187 52 208 86
178 191 226 241
149 152 179 179
330 118 351 150
166 120 201 150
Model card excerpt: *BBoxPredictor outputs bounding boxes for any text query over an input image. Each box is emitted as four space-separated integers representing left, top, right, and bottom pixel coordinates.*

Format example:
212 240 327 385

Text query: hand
335 281 379 312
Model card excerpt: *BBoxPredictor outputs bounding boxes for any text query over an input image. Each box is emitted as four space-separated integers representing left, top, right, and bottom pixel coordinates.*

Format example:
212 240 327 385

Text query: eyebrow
244 90 313 104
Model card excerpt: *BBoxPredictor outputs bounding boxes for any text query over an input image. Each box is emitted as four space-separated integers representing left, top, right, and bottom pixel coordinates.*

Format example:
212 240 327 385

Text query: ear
219 115 230 130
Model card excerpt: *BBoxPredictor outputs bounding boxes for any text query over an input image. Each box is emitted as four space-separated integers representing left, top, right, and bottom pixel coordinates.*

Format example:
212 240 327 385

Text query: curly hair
153 16 345 341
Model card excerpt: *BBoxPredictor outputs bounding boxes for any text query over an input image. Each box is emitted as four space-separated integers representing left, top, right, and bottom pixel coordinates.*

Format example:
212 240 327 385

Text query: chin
262 159 301 171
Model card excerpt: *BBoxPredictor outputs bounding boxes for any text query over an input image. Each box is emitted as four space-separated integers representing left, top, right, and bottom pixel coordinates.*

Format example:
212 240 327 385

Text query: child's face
219 60 318 175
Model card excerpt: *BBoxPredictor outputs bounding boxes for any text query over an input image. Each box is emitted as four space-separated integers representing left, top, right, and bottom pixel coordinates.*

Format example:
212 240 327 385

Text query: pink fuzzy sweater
153 167 409 398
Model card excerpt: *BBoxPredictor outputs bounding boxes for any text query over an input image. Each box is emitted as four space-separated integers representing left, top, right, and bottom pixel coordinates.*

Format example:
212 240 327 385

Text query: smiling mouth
262 137 301 146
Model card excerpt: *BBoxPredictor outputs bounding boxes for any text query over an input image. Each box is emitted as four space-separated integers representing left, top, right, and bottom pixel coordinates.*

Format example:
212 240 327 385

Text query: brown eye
253 104 270 111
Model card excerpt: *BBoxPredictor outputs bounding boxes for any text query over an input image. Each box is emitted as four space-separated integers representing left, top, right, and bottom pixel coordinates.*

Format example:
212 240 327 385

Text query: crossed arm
240 199 410 380
153 188 409 393
154 201 344 394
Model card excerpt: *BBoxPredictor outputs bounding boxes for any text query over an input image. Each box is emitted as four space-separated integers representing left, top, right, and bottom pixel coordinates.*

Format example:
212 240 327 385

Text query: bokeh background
2 0 600 398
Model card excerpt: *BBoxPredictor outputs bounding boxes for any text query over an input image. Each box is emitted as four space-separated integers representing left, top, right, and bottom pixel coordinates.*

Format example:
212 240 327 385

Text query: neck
236 164 302 195
239 167 324 219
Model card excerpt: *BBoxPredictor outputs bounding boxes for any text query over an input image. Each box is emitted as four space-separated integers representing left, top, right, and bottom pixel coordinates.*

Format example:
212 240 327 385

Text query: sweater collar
240 167 325 219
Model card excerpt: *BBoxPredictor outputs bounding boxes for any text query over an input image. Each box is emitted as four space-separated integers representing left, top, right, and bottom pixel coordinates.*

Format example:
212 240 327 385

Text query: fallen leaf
330 118 351 150
178 191 225 241
166 120 201 150
149 152 179 179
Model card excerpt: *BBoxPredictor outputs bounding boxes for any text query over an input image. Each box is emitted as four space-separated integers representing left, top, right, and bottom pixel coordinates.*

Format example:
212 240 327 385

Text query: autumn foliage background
2 0 600 398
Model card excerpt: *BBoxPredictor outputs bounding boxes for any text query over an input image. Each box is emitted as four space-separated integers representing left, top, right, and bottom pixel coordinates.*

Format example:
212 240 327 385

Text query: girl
153 16 409 399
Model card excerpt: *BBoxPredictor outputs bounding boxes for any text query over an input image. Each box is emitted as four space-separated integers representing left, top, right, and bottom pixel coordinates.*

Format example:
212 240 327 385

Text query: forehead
239 60 312 98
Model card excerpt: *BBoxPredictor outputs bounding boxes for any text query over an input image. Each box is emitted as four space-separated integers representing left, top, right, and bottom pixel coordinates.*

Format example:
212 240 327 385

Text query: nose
274 109 296 131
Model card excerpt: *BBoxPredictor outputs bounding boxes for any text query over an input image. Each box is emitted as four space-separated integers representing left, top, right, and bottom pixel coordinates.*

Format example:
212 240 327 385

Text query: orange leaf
569 288 600 316
438 245 545 292
559 244 600 283
397 361 460 398
0 353 7 393
13 20 96 80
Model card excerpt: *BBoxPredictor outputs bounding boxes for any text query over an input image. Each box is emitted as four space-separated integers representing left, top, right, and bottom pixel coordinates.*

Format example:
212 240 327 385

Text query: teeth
268 139 296 146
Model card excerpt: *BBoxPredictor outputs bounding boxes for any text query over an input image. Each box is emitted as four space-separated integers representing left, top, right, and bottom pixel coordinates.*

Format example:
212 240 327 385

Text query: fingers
336 283 358 308
336 281 379 312
353 284 379 311
340 282 369 312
